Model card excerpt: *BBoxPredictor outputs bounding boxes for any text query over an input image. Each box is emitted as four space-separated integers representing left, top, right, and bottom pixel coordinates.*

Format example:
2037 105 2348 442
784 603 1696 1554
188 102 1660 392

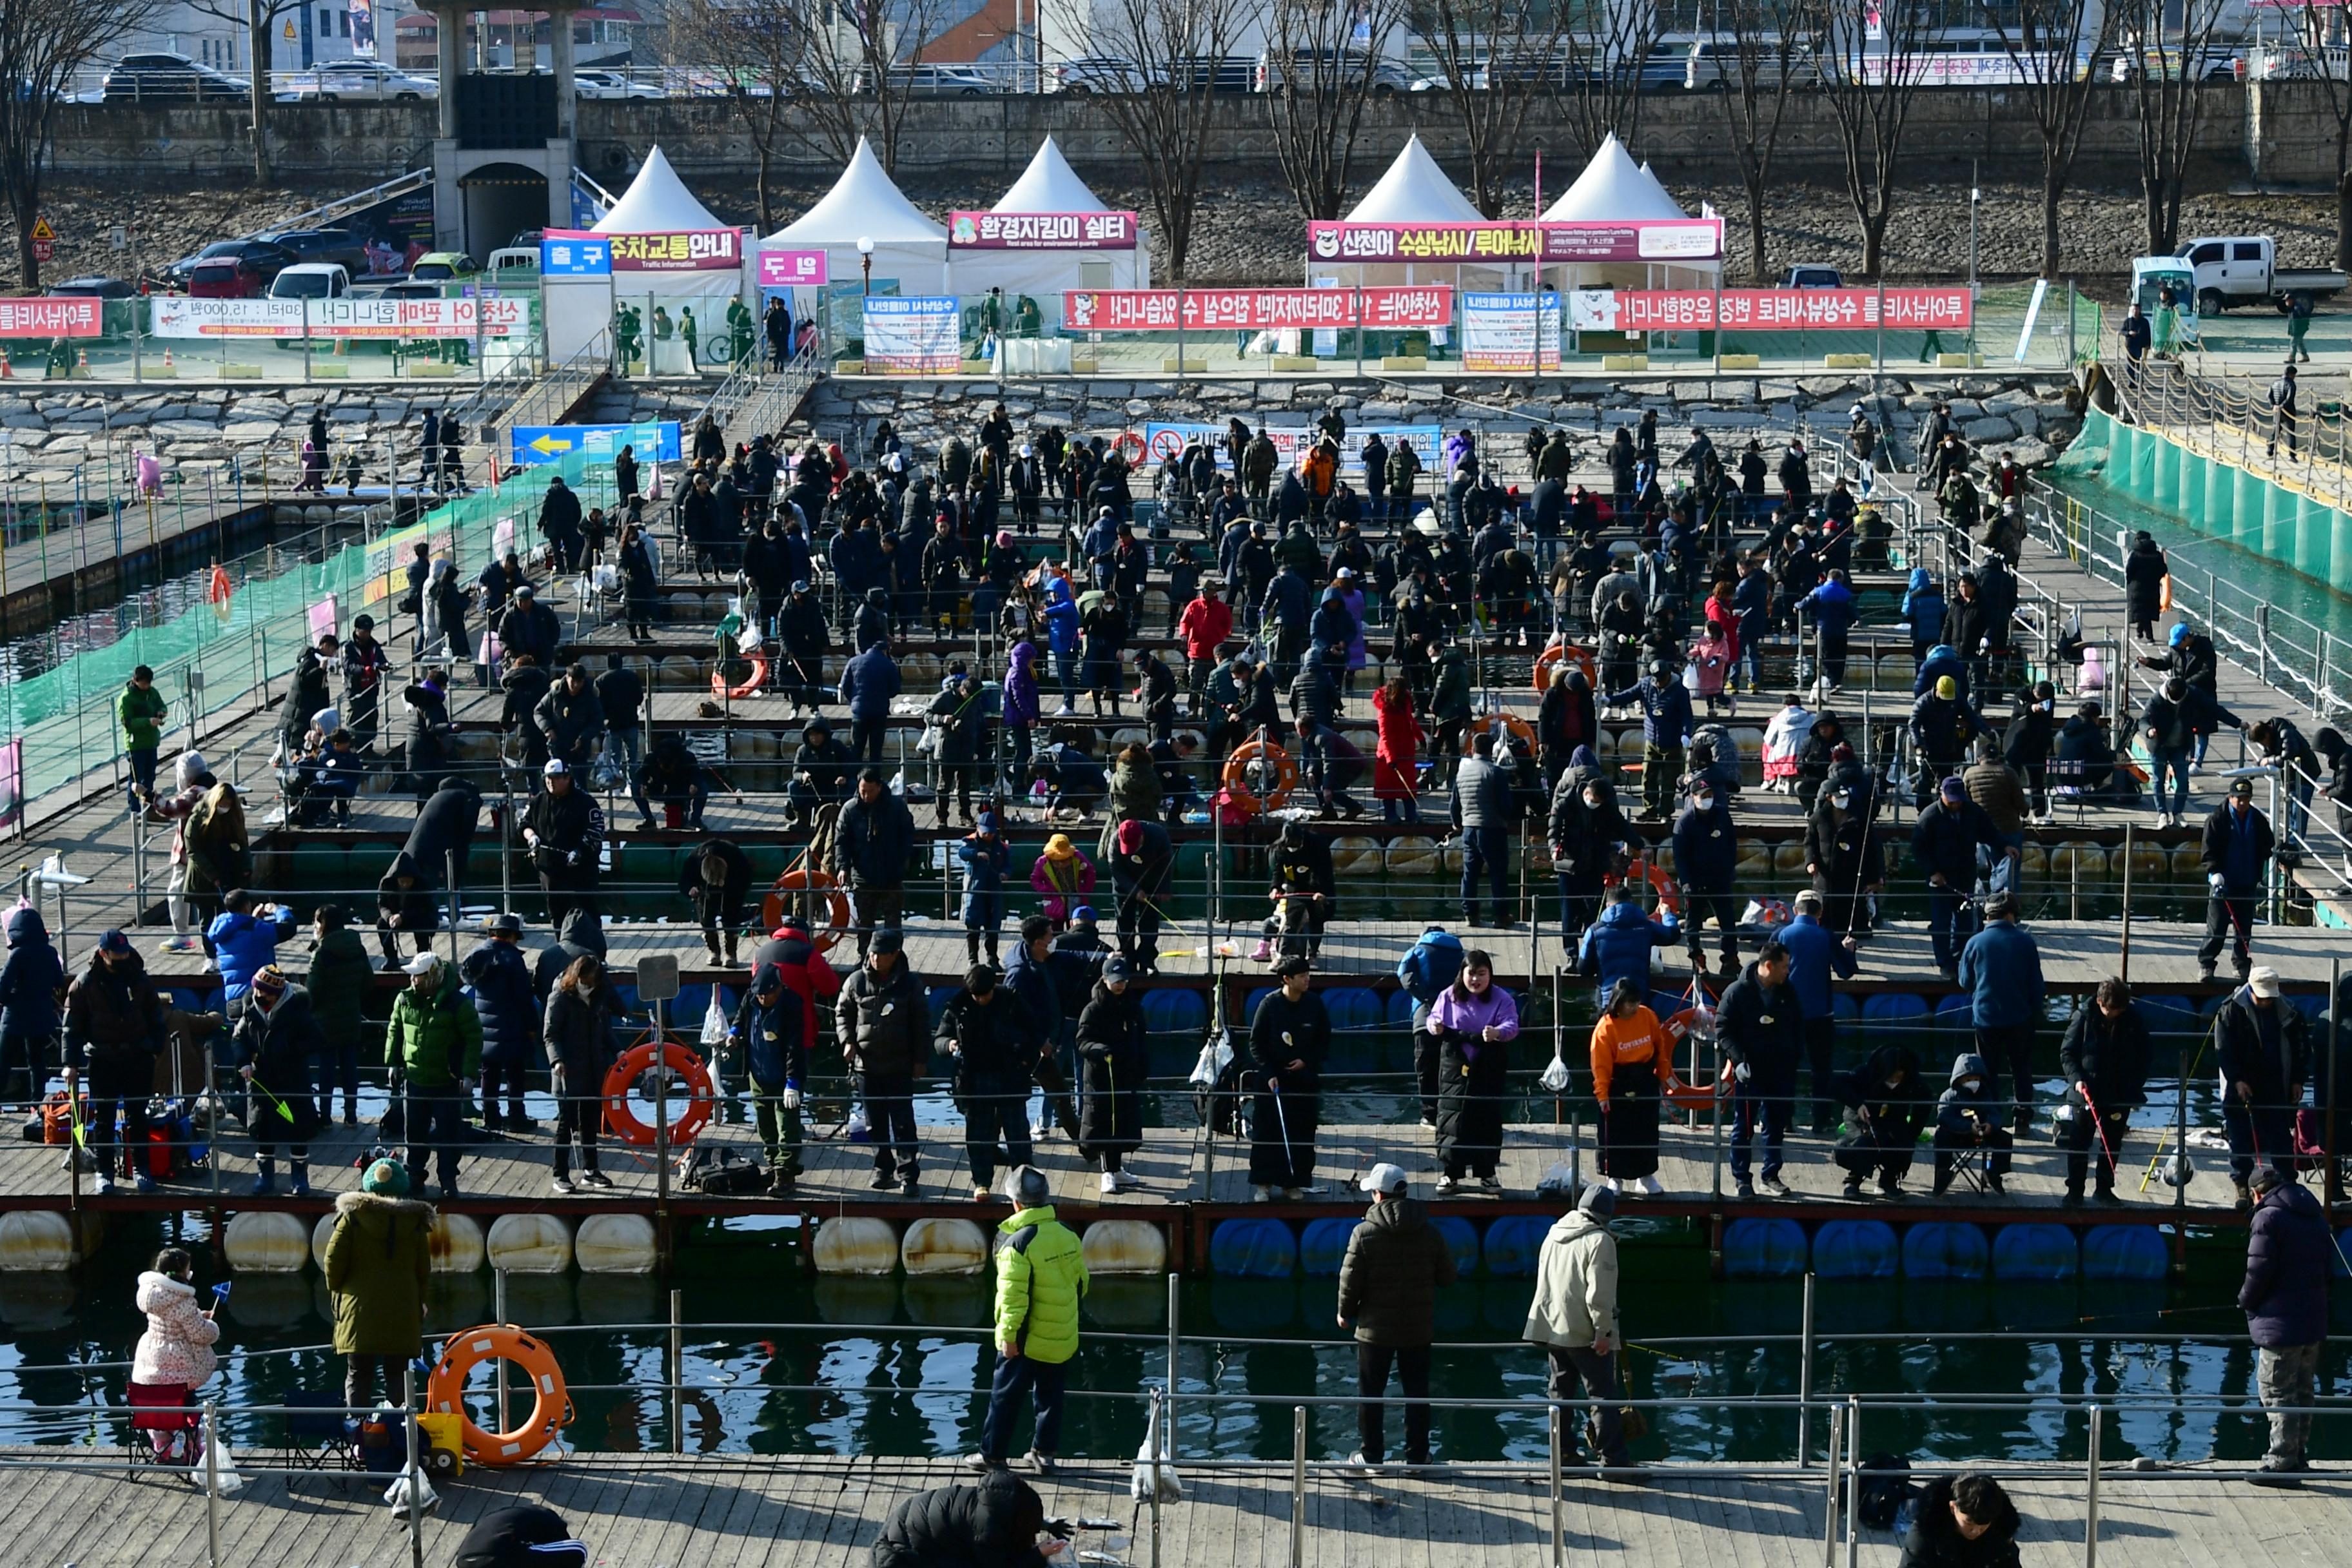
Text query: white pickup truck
2173 235 2347 315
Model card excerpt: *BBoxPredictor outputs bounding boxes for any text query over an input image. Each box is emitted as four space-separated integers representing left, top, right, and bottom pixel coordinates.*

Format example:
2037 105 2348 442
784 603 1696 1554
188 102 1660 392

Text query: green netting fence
3 446 620 818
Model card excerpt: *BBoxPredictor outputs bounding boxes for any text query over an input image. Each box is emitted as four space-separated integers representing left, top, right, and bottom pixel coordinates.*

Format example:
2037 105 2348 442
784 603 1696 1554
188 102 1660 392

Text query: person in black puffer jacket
2241 1168 2333 1482
678 838 754 965
936 965 1035 1200
1075 960 1146 1191
868 1467 1055 1568
1897 1473 2020 1568
835 933 929 1191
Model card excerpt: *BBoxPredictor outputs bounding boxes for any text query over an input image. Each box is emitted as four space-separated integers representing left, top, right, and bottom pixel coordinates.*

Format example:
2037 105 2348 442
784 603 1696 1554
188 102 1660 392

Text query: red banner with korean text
0 298 103 338
1568 288 1974 333
1062 287 1452 332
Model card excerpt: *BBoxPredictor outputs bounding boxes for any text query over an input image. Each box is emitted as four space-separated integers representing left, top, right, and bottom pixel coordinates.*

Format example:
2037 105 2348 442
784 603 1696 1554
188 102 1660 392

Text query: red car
181 240 298 299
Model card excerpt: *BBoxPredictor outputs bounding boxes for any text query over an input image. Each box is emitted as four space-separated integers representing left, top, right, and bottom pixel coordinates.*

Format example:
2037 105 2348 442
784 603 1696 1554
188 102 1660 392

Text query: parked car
1168 55 1256 93
487 246 540 278
188 255 277 298
1254 48 1414 95
101 52 250 103
46 277 134 300
356 280 446 302
574 68 665 100
1782 264 1845 289
2173 235 2348 314
407 251 477 283
164 239 299 292
1044 56 1149 94
268 263 351 301
277 60 438 101
257 228 371 275
851 64 994 96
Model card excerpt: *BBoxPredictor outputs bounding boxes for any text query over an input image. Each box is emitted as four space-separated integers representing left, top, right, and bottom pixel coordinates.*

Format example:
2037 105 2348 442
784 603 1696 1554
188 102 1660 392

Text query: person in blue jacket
838 640 901 767
1043 571 1081 712
1931 1050 2012 1195
460 912 539 1133
958 809 1012 968
1395 925 1465 1127
1912 643 1971 707
0 905 64 1106
1799 570 1858 690
1731 556 1771 693
727 963 805 1191
1003 914 1077 1144
1670 777 1740 979
1604 658 1694 821
1577 883 1679 1004
1778 890 1857 1131
1912 776 1999 974
1955 890 2045 1137
1901 570 1947 669
205 890 297 1014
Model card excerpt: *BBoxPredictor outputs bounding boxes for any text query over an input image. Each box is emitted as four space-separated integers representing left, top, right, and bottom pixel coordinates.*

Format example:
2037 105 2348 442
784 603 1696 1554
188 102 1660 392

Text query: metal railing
2106 358 2352 514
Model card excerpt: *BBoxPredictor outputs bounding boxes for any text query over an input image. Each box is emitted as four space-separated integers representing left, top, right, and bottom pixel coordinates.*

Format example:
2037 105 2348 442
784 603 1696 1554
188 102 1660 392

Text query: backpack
1851 1453 1918 1530
675 1144 767 1194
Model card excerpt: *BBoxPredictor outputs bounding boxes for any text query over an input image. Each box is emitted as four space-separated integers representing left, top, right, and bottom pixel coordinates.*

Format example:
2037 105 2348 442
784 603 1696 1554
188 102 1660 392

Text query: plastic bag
384 1471 439 1517
700 989 729 1046
1538 1053 1573 1093
1189 1035 1233 1090
845 1104 870 1143
205 1438 246 1497
1130 1395 1185 1502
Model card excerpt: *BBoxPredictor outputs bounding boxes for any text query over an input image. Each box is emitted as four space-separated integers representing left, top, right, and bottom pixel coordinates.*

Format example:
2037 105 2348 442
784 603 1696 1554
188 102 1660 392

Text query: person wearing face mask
2002 681 2059 823
1805 781 1884 939
232 965 324 1196
727 963 806 1195
1075 957 1146 1193
1427 949 1519 1195
2199 778 2275 983
836 931 929 1193
1671 776 1740 978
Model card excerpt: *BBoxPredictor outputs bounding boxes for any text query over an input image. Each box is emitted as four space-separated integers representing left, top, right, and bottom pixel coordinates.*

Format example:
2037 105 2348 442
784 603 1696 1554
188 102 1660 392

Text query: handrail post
202 1398 222 1567
495 1266 510 1434
1550 1401 1566 1568
2084 1404 2102 1568
1166 1271 1181 1461
1844 1398 1861 1568
669 1286 685 1454
1821 1402 1843 1568
406 1362 425 1568
1290 1404 1307 1568
1799 1270 1817 1466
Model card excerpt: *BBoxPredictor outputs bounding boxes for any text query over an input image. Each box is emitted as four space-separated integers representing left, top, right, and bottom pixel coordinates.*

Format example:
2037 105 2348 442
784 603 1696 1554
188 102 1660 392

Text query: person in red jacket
1373 677 1425 823
1177 578 1235 720
753 916 842 1056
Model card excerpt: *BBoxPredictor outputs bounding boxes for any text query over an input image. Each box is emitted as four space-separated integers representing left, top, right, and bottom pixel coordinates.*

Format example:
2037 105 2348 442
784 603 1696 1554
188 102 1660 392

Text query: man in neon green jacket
117 665 168 813
970 1165 1089 1473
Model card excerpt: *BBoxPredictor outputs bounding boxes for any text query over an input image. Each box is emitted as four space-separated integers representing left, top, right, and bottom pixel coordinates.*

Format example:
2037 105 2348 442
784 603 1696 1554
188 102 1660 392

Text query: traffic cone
75 348 88 377
161 347 174 373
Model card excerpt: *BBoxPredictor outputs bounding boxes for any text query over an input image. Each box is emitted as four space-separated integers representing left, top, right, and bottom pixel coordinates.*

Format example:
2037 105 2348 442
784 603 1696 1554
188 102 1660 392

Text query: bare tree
1549 3 1655 157
187 0 301 183
1710 0 1805 284
1262 0 1407 222
1797 0 1932 279
1041 0 1246 280
1409 0 1570 216
784 0 954 175
1989 0 2120 276
2288 0 2352 269
0 0 162 286
2124 0 2228 255
670 0 818 231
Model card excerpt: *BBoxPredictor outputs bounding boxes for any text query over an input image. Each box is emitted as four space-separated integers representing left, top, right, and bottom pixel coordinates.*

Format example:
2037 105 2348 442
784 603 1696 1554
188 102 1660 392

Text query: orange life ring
602 1039 716 1147
1461 712 1537 757
1220 738 1299 813
426 1324 571 1465
1112 430 1146 466
760 866 854 954
1531 642 1597 694
1635 858 1682 916
712 656 769 700
1660 1006 1718 1108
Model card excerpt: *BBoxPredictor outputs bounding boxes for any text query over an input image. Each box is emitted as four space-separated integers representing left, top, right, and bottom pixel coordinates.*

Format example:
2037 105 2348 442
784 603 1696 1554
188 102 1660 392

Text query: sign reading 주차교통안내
508 420 683 467
947 211 1139 250
541 228 745 274
862 297 961 375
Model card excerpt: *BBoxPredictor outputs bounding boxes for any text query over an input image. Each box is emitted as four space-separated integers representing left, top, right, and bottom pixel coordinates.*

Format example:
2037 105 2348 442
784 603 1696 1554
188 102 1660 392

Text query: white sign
861 296 960 375
1461 293 1562 372
150 296 531 340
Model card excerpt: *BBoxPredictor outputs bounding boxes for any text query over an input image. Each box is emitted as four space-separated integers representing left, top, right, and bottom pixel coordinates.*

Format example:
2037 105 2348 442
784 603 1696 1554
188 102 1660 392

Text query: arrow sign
528 433 575 456
508 420 681 467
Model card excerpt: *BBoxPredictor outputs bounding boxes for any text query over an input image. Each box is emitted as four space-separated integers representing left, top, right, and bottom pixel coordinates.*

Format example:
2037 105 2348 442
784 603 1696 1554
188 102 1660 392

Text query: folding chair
124 1381 196 1475
280 1389 358 1484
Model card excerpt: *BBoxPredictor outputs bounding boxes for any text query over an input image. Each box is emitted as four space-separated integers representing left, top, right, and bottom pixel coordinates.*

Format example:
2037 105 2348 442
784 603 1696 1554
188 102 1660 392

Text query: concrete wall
43 83 2348 191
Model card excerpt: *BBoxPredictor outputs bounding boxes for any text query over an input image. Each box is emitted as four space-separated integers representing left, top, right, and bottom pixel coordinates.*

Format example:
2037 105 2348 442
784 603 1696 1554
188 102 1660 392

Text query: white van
268 262 351 300
486 246 540 279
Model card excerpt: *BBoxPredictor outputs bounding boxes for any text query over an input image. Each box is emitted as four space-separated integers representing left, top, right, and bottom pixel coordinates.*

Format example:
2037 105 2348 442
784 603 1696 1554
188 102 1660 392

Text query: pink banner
1063 287 1452 332
308 596 339 642
1571 288 1974 333
949 211 1139 250
547 226 744 273
756 248 829 287
0 738 18 832
0 298 103 338
1306 219 1723 264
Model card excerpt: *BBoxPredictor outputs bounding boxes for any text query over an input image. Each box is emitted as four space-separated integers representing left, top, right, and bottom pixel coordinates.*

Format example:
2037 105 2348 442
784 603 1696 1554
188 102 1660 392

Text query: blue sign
509 420 681 467
539 234 612 277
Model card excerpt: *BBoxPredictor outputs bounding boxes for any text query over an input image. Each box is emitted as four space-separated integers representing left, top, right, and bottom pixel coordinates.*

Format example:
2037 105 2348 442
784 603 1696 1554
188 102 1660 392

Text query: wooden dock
0 1449 2337 1568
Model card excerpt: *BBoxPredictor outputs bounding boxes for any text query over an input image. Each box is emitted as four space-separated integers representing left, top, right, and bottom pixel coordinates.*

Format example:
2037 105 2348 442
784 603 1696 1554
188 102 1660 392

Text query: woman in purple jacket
1001 640 1040 795
1427 949 1519 1194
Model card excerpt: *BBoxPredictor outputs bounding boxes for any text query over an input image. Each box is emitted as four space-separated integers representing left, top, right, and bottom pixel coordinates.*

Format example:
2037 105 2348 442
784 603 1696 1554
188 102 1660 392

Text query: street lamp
858 235 874 297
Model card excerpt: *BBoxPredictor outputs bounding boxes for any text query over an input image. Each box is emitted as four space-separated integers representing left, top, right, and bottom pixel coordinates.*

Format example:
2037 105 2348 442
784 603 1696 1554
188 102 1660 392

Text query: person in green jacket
970 1166 1089 1473
306 903 376 1126
324 1158 433 1414
384 952 482 1199
118 665 168 813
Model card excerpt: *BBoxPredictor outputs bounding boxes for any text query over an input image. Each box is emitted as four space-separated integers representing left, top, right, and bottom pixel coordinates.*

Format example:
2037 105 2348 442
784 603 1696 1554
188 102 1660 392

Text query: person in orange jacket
1589 977 1683 1196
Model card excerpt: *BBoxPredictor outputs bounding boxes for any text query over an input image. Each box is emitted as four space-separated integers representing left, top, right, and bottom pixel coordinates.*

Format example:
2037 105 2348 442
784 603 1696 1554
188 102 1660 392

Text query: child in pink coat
132 1246 219 1460
1685 624 1734 718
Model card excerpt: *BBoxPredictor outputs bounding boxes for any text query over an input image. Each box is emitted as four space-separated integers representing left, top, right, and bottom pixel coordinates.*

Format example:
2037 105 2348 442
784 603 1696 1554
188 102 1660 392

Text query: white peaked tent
593 144 727 233
765 136 950 297
1344 134 1487 224
1541 134 1718 295
951 137 1150 337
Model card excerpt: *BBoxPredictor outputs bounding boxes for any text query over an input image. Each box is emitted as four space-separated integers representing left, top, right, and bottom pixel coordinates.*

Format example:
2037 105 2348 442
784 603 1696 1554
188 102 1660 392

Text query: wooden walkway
0 1451 2339 1568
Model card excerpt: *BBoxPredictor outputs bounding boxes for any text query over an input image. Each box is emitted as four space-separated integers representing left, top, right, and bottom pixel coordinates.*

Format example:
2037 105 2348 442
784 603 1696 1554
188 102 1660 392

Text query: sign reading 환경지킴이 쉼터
508 421 683 467
948 211 1138 250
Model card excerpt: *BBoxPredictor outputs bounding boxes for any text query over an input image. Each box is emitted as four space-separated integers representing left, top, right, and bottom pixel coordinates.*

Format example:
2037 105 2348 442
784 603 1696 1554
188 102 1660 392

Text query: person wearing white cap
1336 1162 1454 1470
2215 965 2310 1209
521 757 605 930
